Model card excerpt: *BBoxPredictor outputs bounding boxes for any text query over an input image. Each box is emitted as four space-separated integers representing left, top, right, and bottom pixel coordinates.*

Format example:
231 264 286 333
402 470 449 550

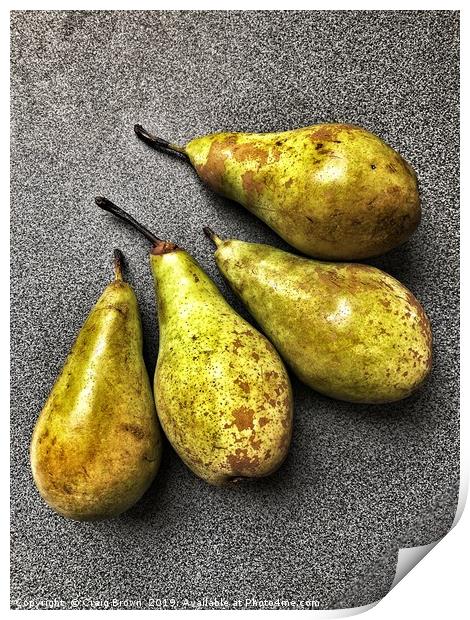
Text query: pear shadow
140 310 159 379
193 179 294 253
365 237 424 284
286 363 437 437
310 377 433 423
122 435 174 522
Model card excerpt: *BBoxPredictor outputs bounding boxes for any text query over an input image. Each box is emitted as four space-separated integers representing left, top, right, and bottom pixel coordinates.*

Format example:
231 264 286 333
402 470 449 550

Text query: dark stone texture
10 10 459 610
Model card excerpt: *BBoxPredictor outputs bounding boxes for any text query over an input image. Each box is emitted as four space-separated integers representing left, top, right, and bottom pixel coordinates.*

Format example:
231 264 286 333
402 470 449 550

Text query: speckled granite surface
10 10 459 610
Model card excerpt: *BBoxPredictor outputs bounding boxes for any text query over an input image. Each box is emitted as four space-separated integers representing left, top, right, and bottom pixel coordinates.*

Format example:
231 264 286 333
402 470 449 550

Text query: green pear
135 123 420 260
204 231 432 404
30 250 161 520
96 198 293 486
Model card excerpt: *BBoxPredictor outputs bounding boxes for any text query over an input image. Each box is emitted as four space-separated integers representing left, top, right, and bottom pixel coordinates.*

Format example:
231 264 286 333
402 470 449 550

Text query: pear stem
95 196 162 246
203 226 223 248
113 249 124 281
134 124 189 161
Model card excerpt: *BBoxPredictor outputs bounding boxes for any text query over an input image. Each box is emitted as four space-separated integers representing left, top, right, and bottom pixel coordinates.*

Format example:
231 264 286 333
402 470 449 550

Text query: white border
5 3 465 617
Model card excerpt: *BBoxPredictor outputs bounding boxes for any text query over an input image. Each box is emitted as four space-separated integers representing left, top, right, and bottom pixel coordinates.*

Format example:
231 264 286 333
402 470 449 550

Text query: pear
134 123 420 260
204 230 432 404
96 198 293 486
30 250 161 520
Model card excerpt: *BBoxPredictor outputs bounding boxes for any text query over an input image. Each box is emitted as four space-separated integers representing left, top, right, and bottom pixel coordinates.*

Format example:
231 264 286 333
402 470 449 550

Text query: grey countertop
10 10 459 610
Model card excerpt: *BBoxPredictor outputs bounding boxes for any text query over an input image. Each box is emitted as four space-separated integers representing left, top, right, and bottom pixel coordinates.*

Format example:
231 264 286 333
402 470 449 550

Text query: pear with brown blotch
96 197 293 487
135 122 420 260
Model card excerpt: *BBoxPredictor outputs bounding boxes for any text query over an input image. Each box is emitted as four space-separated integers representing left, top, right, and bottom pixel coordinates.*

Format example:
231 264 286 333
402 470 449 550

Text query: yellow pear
30 250 161 520
135 123 420 260
205 230 432 404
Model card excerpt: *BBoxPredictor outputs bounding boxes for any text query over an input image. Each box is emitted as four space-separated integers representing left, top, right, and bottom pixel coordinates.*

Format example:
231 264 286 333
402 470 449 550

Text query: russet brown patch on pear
196 140 229 192
231 143 269 165
265 370 279 379
227 448 260 473
309 124 358 142
235 377 251 393
310 127 338 142
263 392 277 407
232 338 243 352
274 384 285 397
231 406 255 431
242 170 265 199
